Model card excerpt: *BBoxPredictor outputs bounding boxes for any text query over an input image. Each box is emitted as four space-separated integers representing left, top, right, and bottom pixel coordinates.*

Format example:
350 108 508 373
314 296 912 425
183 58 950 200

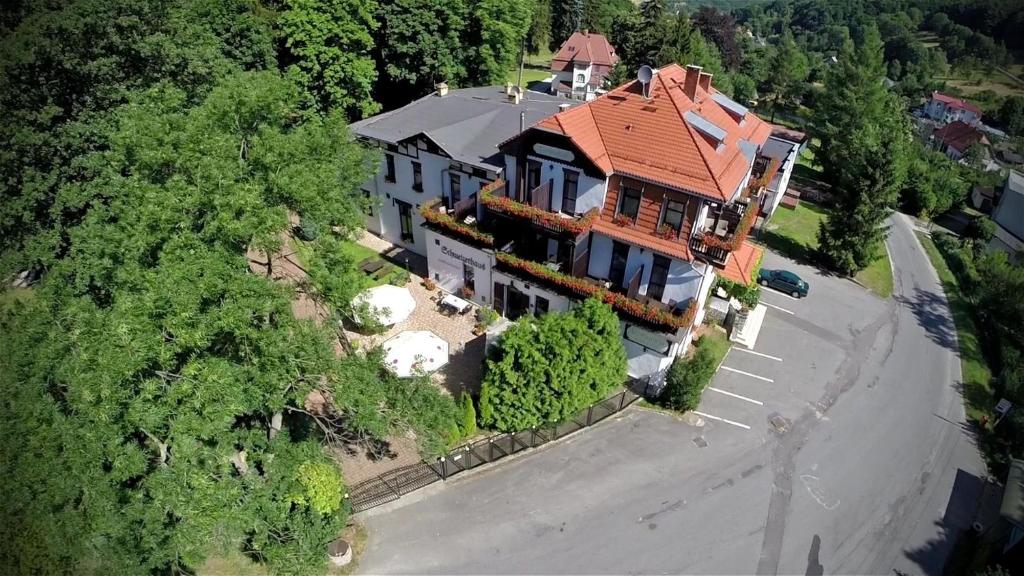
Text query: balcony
688 233 731 266
419 197 495 247
495 251 698 332
480 179 597 237
688 199 759 266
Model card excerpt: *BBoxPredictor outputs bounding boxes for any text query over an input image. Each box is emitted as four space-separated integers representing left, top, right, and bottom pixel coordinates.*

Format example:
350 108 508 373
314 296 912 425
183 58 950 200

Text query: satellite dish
637 65 654 84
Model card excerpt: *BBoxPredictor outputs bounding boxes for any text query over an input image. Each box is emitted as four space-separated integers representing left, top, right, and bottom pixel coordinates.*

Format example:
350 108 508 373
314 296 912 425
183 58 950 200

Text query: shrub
389 268 410 286
459 393 477 438
716 277 761 309
479 298 627 432
658 332 729 412
297 216 320 241
422 277 437 291
476 306 499 327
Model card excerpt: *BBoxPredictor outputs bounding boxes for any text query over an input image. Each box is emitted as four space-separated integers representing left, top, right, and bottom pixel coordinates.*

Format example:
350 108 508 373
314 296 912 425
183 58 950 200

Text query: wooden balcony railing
626 265 643 299
419 198 495 247
689 233 730 266
571 247 589 278
494 252 698 332
528 179 552 211
481 179 597 236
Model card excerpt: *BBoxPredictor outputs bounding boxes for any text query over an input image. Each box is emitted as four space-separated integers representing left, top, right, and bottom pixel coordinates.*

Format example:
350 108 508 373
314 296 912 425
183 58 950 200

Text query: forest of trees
0 0 520 573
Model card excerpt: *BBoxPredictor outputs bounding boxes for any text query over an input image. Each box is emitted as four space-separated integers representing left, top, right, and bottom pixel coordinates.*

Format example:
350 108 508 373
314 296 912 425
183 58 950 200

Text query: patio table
440 293 472 314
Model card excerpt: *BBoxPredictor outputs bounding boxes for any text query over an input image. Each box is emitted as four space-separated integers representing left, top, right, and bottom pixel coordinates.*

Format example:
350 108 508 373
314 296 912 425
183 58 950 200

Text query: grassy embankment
761 202 894 298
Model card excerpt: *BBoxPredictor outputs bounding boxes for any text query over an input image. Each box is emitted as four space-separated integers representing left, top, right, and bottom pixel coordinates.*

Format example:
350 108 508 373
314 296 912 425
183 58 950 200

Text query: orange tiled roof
551 31 618 69
535 64 773 202
718 241 763 284
593 219 692 261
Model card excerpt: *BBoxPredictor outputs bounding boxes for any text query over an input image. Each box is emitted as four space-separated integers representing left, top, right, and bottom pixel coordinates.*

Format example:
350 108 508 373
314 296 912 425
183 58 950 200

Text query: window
619 185 642 220
449 172 461 204
647 255 671 302
661 199 686 233
608 241 629 288
535 296 549 315
561 170 579 214
412 161 423 192
493 281 506 316
397 200 414 242
384 154 396 183
526 160 542 192
363 189 373 216
463 263 475 293
576 73 585 83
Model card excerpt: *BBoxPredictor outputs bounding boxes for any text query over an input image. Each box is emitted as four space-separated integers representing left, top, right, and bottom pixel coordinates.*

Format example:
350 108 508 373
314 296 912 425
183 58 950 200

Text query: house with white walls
349 84 575 254
420 65 788 381
924 92 982 126
549 31 618 101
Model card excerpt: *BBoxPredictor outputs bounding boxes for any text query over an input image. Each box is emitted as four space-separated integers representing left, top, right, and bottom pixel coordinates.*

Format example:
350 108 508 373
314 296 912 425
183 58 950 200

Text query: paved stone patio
335 232 487 485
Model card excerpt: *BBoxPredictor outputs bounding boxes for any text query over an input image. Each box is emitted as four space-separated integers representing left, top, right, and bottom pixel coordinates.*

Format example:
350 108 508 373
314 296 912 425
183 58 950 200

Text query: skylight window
712 93 748 123
684 110 727 150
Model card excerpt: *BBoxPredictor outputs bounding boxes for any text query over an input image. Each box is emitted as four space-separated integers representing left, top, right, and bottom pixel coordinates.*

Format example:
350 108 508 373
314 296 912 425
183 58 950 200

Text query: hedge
658 331 730 412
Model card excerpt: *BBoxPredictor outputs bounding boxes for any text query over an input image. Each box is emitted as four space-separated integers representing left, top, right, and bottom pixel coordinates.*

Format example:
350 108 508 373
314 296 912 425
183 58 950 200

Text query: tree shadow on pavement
903 468 987 575
894 286 959 352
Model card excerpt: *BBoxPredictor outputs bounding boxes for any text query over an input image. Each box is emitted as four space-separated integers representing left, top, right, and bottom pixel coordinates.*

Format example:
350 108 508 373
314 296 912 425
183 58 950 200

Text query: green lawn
505 67 552 87
761 202 894 298
914 232 993 425
506 47 554 88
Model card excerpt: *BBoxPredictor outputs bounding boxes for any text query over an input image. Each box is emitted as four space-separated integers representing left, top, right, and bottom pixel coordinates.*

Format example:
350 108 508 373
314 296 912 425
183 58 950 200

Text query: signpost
995 398 1012 427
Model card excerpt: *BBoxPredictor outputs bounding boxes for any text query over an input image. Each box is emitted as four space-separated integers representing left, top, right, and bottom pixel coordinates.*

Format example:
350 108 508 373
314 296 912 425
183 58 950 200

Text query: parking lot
358 247 907 575
689 250 888 450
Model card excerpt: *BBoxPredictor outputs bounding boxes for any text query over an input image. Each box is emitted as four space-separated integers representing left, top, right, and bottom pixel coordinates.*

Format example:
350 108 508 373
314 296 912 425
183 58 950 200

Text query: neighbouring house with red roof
932 120 990 161
924 91 982 126
416 64 788 381
549 30 618 101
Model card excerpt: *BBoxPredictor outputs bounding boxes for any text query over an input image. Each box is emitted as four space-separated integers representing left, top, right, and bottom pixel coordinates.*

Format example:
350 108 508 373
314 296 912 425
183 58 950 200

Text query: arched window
576 73 585 83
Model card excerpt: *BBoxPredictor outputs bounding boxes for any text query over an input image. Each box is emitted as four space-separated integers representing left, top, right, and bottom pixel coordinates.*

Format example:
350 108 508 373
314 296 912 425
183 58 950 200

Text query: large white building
349 85 575 253
924 91 982 126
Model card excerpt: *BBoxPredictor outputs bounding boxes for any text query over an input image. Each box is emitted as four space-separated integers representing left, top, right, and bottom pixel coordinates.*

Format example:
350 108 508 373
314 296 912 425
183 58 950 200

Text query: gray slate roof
994 170 1024 241
349 86 577 170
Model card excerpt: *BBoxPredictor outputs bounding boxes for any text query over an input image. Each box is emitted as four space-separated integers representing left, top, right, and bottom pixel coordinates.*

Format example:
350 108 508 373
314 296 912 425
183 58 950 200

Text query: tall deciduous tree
0 68 462 574
464 0 533 85
479 299 626 431
0 0 276 275
375 0 468 106
814 27 910 275
692 6 742 69
279 0 380 119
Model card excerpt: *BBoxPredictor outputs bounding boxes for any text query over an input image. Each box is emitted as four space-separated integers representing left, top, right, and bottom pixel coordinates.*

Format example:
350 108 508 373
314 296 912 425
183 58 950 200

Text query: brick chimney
683 64 702 100
698 71 713 92
435 82 449 97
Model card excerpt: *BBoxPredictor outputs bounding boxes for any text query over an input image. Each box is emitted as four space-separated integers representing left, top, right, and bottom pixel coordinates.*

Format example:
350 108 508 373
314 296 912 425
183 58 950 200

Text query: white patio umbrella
382 330 449 378
352 284 416 326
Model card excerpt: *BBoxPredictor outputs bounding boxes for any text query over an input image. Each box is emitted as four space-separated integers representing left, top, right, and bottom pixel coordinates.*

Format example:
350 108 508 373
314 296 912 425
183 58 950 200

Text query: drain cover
693 436 708 448
769 413 790 434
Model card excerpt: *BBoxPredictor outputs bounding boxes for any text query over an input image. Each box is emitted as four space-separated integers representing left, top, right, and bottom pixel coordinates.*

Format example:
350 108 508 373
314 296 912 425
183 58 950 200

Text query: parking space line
761 301 794 315
720 366 775 383
732 347 783 362
693 411 752 430
708 386 764 406
762 290 801 302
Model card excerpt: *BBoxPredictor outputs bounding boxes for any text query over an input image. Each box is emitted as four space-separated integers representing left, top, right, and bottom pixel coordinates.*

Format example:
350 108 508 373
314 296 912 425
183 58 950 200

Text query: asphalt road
358 213 986 575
